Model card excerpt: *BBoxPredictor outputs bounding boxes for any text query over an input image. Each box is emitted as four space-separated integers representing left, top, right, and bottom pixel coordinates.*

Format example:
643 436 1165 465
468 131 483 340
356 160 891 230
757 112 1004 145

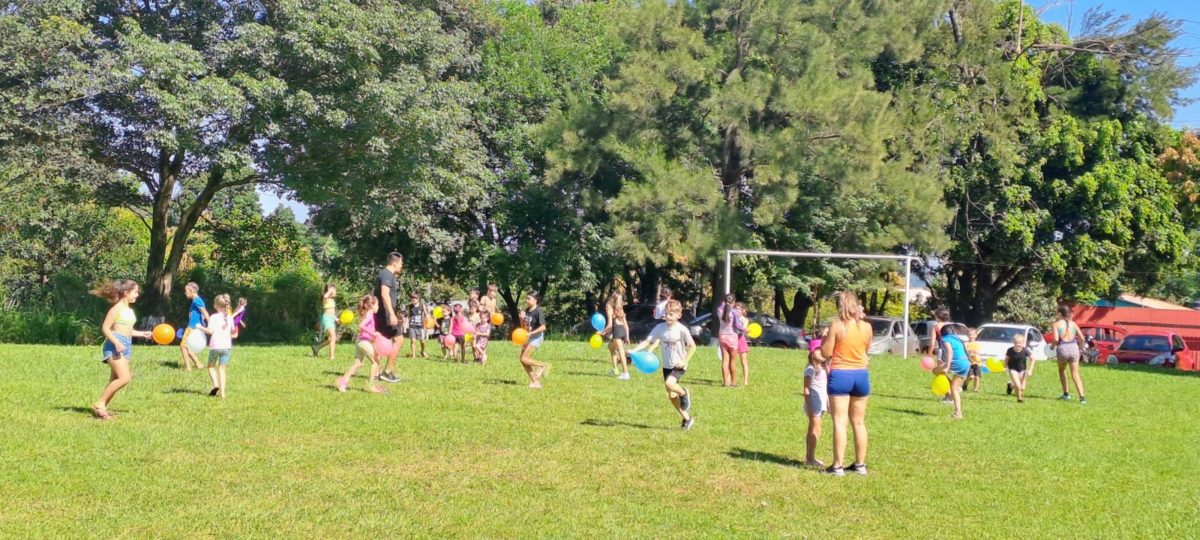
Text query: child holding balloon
451 304 472 363
179 282 209 371
736 302 751 386
519 293 549 388
630 299 696 430
92 280 153 420
197 294 234 398
938 325 971 419
313 284 339 360
965 327 982 392
335 295 387 394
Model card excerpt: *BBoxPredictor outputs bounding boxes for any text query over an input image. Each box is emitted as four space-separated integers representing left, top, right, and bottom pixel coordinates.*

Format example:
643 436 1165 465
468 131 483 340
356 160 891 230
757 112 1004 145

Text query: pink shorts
719 335 739 350
737 335 749 354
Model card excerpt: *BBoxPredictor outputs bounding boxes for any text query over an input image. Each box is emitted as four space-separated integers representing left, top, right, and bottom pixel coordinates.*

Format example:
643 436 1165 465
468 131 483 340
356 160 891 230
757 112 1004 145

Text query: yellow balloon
432 306 444 319
931 374 950 396
589 333 604 349
338 310 354 325
464 333 474 343
987 358 1005 373
747 322 763 339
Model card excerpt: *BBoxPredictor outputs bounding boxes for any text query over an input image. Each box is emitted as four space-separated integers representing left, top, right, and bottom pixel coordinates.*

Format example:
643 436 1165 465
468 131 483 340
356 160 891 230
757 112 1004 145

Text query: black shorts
968 364 981 377
375 312 400 339
611 324 628 341
662 367 686 382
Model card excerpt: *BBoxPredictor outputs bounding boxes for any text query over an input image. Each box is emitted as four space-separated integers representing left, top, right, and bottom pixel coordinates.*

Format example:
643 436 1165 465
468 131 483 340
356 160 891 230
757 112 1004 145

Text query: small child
803 329 829 467
313 285 338 359
231 297 247 340
450 304 472 363
335 295 386 394
938 325 971 419
197 294 234 398
92 280 153 420
629 299 696 430
1005 334 1033 402
180 282 209 371
474 304 492 366
406 293 428 358
438 303 453 359
519 293 549 388
965 327 982 392
736 302 751 387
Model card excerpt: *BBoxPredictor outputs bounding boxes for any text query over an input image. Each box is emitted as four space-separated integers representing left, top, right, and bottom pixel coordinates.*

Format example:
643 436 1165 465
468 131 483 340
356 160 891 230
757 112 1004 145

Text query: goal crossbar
723 249 918 358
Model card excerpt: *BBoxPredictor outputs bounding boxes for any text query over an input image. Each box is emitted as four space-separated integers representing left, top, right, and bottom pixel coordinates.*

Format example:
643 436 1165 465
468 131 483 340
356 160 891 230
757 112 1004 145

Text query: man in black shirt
374 252 404 383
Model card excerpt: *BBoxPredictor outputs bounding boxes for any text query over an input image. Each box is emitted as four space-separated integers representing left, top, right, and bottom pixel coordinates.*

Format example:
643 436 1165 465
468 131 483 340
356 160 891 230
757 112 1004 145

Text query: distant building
1094 294 1194 311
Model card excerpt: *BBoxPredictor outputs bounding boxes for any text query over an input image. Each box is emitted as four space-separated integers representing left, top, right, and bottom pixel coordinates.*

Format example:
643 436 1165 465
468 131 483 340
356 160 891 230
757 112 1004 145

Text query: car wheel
769 341 788 349
1106 355 1118 366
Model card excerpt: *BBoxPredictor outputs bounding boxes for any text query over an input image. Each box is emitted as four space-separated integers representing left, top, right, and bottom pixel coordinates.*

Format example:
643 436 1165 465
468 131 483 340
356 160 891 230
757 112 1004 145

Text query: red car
1105 331 1194 369
1043 324 1128 364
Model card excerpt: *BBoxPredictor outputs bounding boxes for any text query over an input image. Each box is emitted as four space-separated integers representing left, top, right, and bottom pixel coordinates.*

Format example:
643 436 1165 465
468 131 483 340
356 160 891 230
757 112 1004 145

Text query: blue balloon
981 365 991 374
630 351 660 374
590 313 606 332
176 328 184 339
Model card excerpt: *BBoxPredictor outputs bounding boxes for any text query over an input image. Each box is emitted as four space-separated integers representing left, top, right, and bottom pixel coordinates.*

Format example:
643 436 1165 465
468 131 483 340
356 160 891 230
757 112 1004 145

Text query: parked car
972 323 1052 365
912 321 969 354
572 304 695 342
687 312 807 349
866 316 919 356
1043 324 1128 364
1105 331 1192 368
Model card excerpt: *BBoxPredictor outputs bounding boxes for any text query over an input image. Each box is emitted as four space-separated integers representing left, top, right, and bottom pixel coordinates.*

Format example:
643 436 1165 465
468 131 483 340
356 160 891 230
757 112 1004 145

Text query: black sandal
209 387 219 397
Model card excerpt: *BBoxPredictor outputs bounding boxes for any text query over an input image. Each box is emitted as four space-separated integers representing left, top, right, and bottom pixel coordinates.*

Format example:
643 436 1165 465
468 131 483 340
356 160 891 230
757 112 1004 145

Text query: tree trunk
141 149 186 317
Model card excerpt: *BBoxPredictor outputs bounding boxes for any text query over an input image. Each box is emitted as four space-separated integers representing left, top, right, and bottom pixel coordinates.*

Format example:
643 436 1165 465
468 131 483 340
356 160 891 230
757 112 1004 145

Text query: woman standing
602 292 631 380
1052 305 1087 404
820 291 873 476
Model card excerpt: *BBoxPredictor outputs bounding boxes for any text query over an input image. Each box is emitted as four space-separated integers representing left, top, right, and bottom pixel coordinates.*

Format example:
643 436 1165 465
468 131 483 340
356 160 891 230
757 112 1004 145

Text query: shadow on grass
157 361 184 369
1103 364 1200 379
880 406 931 417
689 378 726 387
726 448 807 468
483 379 519 386
565 371 613 379
164 387 207 395
58 406 99 416
580 418 670 431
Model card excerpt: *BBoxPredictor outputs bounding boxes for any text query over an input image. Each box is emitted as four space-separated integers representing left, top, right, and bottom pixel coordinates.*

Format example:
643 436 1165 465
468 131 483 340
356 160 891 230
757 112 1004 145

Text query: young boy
406 293 427 358
179 282 209 371
1005 334 1033 402
629 299 696 430
965 327 982 392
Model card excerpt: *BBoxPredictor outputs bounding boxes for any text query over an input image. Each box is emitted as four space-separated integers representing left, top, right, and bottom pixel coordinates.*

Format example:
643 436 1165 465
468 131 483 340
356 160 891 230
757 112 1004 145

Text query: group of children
934 323 1035 420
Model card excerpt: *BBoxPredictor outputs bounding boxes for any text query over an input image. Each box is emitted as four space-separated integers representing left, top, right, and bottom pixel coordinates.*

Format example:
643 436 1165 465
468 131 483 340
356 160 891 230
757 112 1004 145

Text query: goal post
723 249 918 359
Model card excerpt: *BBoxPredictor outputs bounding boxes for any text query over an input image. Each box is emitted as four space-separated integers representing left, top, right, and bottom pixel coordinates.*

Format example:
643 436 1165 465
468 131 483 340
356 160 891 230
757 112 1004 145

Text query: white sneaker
618 372 631 380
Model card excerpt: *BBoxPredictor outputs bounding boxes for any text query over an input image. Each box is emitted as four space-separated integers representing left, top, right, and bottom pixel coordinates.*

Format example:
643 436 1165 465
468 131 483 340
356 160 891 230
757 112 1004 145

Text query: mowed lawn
1 341 1197 538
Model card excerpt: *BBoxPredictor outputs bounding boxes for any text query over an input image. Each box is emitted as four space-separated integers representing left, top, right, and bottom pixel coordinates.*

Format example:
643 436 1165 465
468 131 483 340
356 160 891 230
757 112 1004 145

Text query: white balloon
186 329 207 355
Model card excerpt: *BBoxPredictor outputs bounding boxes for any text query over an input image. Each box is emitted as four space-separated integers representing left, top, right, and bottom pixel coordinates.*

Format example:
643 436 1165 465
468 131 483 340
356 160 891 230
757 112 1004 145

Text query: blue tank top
943 335 969 368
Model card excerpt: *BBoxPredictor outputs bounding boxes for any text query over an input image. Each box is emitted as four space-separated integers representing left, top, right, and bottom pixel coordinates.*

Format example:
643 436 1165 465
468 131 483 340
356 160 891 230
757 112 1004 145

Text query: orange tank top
831 319 872 370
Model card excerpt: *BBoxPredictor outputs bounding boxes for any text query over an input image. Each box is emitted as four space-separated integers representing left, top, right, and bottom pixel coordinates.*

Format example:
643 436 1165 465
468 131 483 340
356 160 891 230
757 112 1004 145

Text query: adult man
374 252 405 383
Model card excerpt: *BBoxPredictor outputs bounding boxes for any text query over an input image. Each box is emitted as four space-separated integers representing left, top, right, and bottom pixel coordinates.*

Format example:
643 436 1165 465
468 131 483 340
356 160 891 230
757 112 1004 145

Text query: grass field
1 340 1197 538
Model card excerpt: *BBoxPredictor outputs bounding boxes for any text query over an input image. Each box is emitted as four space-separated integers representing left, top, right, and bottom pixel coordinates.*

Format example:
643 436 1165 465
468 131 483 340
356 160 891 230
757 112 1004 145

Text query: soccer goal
723 249 918 358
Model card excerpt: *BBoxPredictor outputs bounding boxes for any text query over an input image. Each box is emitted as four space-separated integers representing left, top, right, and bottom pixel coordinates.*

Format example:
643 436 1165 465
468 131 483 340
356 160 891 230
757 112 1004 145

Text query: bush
0 309 99 345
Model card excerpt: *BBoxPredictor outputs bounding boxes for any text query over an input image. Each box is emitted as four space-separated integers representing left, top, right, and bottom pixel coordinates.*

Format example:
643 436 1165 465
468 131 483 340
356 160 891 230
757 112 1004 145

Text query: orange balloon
423 318 435 329
490 312 504 326
152 323 175 345
512 328 529 346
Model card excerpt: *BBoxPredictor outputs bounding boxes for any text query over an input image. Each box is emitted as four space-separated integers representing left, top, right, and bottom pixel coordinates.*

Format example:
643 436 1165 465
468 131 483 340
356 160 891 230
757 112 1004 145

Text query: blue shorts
101 334 133 363
827 369 870 397
527 335 544 349
208 349 231 366
320 313 337 332
950 361 970 378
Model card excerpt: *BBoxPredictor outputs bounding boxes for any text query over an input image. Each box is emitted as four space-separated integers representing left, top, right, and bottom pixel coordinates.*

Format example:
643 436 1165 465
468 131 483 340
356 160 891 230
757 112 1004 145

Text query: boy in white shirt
630 299 696 430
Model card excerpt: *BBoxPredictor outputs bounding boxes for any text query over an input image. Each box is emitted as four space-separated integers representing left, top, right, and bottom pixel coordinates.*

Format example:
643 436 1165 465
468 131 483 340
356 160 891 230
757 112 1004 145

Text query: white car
972 324 1052 365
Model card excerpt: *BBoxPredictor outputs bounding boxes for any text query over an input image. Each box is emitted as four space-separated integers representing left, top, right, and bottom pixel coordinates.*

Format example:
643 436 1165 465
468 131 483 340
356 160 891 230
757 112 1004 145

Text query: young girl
938 325 971 419
437 303 453 359
335 295 386 394
519 293 549 388
1006 333 1033 403
231 297 247 340
474 303 492 366
198 294 234 398
629 299 696 430
180 282 209 371
406 293 428 358
92 280 152 420
717 294 740 387
313 284 338 360
736 302 751 386
450 303 472 363
803 328 829 467
1053 304 1087 404
602 291 631 380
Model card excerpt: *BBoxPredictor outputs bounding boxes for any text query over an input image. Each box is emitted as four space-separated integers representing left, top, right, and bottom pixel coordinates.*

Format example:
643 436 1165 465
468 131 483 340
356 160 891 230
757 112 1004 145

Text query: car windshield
1120 336 1171 353
869 319 892 336
976 327 1023 343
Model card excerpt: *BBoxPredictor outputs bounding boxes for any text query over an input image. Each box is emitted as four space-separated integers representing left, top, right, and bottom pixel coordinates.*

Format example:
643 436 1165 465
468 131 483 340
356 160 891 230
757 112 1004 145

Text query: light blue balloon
590 313 606 332
631 351 660 374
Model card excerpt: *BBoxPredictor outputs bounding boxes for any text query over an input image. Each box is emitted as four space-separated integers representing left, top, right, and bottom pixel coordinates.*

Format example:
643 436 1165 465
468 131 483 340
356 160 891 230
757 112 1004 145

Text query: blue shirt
942 335 969 371
189 297 207 328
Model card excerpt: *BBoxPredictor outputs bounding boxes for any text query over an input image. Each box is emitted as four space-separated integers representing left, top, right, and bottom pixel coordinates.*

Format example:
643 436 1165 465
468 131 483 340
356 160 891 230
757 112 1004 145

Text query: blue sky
258 0 1200 222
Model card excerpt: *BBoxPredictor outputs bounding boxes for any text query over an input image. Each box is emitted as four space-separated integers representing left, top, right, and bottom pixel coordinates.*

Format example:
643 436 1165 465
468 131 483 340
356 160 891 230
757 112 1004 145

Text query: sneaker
680 389 692 412
1006 383 1013 395
335 377 348 393
846 463 868 476
1079 396 1087 405
822 465 845 477
380 372 400 383
940 396 953 405
1059 393 1071 401
682 417 695 431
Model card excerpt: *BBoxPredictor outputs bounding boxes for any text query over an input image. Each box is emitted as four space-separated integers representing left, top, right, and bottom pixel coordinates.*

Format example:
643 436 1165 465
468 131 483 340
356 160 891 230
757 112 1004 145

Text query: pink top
450 315 473 337
206 312 233 350
358 315 377 342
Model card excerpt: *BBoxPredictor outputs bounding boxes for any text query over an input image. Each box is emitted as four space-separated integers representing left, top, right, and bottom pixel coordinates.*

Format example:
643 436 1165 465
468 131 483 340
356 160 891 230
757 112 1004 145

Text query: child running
312 284 338 360
803 328 829 467
1006 334 1033 402
406 293 428 358
334 295 386 394
629 299 696 430
938 325 971 419
519 293 549 388
473 303 492 366
179 282 209 371
965 327 982 392
602 291 631 380
198 294 234 398
92 280 152 420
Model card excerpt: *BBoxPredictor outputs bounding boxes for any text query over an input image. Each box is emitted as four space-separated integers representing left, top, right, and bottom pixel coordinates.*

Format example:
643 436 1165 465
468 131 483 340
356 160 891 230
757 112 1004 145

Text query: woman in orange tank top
818 291 872 476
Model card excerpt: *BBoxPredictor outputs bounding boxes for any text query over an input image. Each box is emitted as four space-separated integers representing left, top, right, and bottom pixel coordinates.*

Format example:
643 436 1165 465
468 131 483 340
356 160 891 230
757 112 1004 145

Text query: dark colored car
1106 331 1190 368
573 304 695 343
686 312 807 349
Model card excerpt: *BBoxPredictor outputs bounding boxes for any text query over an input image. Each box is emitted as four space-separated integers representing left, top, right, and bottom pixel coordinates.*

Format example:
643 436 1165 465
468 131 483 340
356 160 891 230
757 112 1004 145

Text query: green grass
1 341 1197 538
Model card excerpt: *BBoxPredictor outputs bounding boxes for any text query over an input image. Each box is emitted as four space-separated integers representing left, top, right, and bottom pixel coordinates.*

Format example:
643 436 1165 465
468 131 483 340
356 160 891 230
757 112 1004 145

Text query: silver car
867 316 919 356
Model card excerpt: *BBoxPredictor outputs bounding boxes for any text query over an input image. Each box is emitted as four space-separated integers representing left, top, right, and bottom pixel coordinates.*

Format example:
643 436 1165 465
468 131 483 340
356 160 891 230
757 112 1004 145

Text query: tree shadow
483 379 519 386
726 447 808 468
880 406 931 417
580 418 670 431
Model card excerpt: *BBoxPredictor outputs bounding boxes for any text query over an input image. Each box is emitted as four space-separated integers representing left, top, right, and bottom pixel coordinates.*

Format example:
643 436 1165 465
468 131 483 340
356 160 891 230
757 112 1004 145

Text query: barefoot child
519 293 549 388
965 327 982 392
179 282 209 371
803 325 829 466
93 280 152 419
406 293 428 358
198 294 234 398
334 295 386 394
474 304 492 366
231 297 247 340
313 284 338 359
1006 334 1033 403
629 299 696 430
938 325 971 419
